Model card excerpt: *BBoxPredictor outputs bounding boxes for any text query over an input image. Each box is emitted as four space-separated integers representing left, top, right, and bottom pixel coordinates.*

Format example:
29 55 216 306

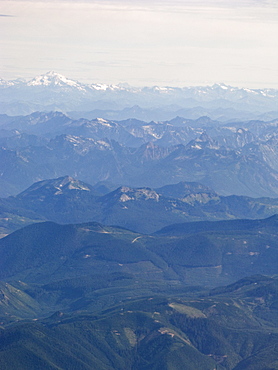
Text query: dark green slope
0 216 278 286
0 221 168 284
0 222 83 282
0 215 277 370
0 281 44 326
155 214 278 235
209 275 278 327
0 308 218 370
151 215 278 284
1 277 278 370
233 346 278 370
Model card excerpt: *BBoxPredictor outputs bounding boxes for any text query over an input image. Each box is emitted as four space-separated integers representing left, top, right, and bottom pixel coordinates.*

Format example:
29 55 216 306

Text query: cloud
2 0 277 87
4 0 277 7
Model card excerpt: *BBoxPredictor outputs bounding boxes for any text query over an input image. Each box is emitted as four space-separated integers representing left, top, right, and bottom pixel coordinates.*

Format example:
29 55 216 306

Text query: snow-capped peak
27 71 85 90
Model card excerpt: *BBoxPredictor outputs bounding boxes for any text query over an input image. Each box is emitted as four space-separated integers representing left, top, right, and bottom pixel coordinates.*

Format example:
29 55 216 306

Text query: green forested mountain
0 275 278 369
0 217 278 286
0 213 278 369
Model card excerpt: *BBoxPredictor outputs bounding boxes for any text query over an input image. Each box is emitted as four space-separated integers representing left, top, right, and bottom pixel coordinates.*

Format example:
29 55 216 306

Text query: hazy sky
1 0 278 87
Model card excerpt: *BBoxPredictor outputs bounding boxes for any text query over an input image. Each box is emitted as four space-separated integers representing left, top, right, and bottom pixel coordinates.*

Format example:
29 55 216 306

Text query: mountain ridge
2 175 278 236
1 72 278 118
2 71 277 98
0 215 278 286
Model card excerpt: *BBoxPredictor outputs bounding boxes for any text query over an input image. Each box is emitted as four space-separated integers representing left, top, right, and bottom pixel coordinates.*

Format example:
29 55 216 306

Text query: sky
1 0 278 88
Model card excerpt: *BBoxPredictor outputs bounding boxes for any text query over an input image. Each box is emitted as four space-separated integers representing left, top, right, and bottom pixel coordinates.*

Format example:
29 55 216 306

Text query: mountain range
1 72 278 369
1 71 278 120
0 112 278 198
2 175 278 237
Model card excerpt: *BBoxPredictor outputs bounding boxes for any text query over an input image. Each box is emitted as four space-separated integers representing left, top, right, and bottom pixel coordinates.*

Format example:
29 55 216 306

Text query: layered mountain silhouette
2 176 278 236
0 112 278 198
0 84 278 369
1 72 278 120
